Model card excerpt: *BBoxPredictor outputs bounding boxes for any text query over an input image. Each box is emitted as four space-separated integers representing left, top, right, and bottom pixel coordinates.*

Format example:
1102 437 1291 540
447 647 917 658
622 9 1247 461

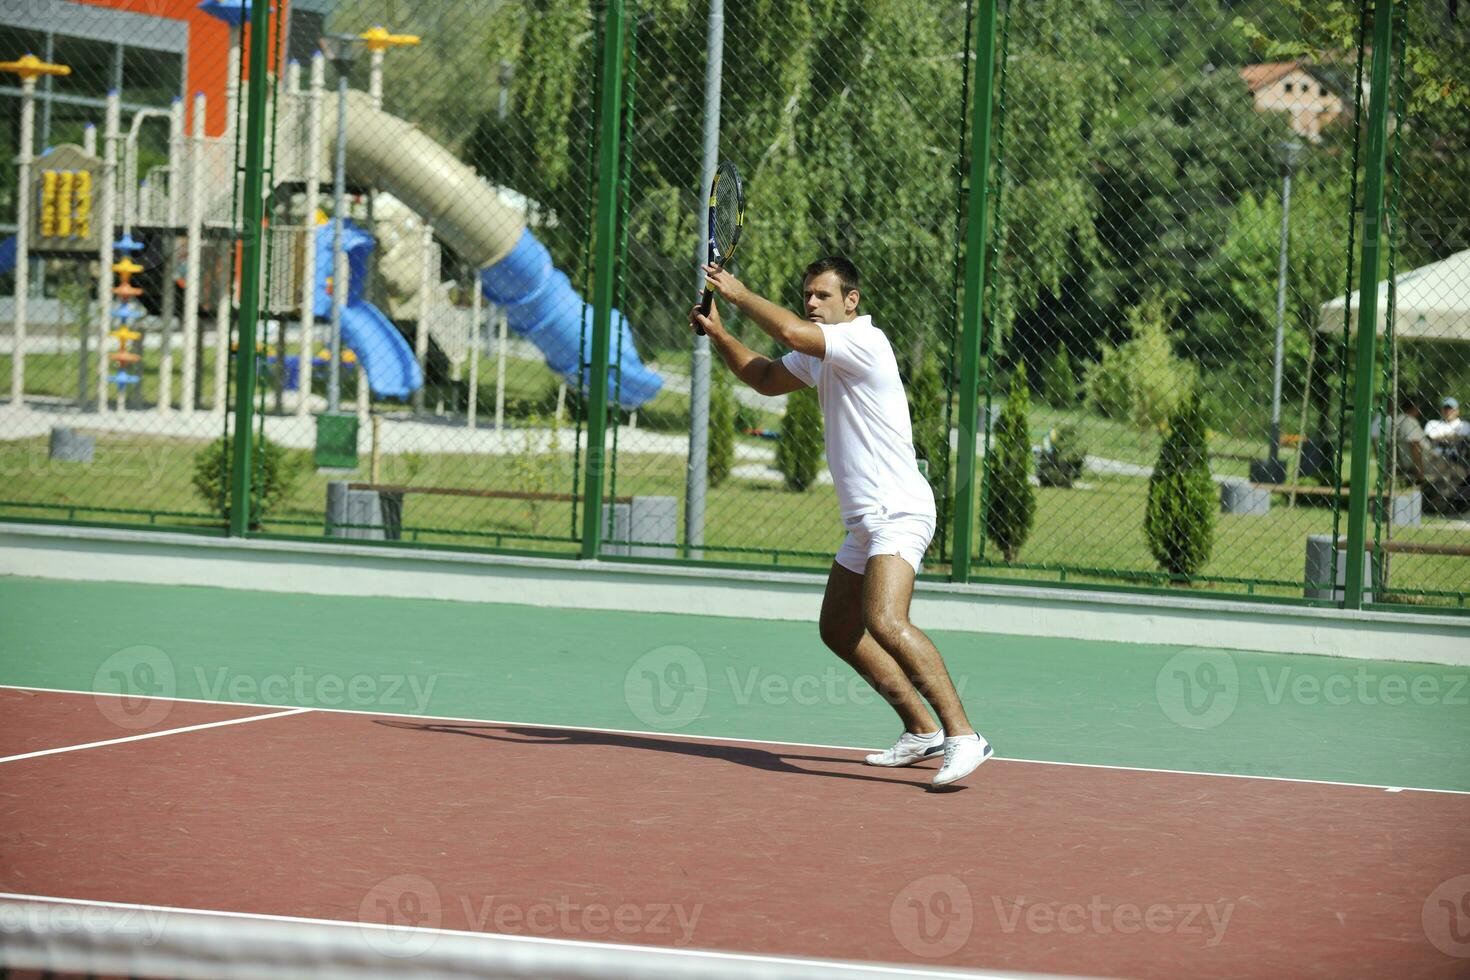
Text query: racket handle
695 287 715 336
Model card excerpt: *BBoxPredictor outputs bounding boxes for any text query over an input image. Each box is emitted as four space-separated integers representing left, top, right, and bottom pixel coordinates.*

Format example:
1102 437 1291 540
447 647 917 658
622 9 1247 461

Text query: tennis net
0 895 1089 980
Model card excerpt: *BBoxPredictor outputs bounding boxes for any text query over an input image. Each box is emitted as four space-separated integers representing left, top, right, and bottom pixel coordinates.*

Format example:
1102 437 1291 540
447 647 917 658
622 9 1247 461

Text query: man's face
802 270 858 324
1444 404 1460 422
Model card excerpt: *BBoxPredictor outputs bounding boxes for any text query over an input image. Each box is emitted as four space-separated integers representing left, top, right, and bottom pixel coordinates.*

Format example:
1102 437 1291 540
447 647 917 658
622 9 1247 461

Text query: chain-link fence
970 0 1468 607
1 0 1463 609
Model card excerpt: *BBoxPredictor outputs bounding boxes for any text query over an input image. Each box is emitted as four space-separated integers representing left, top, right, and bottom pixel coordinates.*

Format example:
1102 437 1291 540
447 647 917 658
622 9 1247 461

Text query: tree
1041 343 1076 407
1085 293 1199 431
983 364 1035 563
1090 69 1290 342
1145 387 1216 579
1191 179 1345 434
192 434 303 526
708 368 736 487
776 386 823 492
990 0 1116 338
907 351 950 557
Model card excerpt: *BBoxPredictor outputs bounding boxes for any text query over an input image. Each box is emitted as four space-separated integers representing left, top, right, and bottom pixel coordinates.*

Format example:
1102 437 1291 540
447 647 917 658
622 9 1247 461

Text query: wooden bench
1331 537 1470 557
349 483 631 505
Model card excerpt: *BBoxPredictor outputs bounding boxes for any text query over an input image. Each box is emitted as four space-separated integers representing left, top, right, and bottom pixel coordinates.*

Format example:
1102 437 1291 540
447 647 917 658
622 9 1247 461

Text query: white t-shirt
1425 417 1470 440
781 316 936 521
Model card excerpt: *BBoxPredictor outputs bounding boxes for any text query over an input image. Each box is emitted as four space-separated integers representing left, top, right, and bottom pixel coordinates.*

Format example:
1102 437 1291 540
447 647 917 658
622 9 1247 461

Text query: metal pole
685 0 723 559
298 53 323 417
468 265 482 430
1270 163 1293 462
181 93 205 414
369 49 385 111
1343 0 1397 609
10 76 35 406
580 0 625 560
328 69 349 415
413 220 432 415
158 96 184 413
40 33 54 147
949 0 1001 582
96 90 120 413
228 0 273 536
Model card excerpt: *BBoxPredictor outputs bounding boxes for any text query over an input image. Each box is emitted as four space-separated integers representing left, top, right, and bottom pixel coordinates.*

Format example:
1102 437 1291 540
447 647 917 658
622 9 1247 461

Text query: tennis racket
696 160 745 334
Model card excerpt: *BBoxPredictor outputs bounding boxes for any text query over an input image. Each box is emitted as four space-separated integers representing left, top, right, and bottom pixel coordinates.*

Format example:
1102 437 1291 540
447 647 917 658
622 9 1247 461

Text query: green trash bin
314 412 359 469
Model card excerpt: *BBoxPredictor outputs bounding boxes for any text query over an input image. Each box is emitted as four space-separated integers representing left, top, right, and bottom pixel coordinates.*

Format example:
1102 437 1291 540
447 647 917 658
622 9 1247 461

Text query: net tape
0 896 1091 980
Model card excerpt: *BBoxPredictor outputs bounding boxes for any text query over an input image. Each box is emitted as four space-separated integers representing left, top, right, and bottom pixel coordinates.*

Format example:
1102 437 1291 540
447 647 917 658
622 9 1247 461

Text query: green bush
191 434 304 524
1145 387 1217 579
1042 343 1077 408
983 364 1036 563
1085 293 1198 431
907 351 950 556
776 385 823 492
708 368 736 487
1037 423 1087 488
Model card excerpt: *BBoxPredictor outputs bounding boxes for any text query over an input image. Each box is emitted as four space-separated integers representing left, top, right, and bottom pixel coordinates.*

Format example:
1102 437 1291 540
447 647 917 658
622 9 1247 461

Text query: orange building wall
69 0 290 138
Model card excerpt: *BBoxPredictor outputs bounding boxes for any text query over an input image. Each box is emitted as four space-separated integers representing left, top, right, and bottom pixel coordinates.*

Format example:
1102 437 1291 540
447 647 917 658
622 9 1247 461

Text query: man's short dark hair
1399 393 1420 414
803 255 861 297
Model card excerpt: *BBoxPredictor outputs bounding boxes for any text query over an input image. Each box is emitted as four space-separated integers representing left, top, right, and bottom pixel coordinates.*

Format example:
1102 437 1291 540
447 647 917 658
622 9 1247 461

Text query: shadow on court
372 719 962 791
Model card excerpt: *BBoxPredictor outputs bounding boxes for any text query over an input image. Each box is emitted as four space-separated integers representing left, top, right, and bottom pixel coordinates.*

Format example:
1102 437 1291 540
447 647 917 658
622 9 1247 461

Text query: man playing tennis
691 256 991 788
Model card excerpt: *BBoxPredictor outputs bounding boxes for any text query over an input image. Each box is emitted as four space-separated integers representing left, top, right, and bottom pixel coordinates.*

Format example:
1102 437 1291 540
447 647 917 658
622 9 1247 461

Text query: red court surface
0 687 286 759
2 690 1468 978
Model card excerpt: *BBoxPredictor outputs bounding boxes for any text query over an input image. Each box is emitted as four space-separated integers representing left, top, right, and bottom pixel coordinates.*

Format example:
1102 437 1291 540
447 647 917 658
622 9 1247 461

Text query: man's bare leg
818 562 937 734
861 555 975 737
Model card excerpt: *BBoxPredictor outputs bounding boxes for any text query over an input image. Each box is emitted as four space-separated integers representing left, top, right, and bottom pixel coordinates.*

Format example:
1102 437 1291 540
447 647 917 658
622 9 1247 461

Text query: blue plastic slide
313 220 422 399
480 228 662 410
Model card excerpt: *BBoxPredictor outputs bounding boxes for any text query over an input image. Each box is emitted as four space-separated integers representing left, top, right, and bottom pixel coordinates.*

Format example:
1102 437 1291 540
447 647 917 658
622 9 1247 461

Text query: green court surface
1 575 1466 793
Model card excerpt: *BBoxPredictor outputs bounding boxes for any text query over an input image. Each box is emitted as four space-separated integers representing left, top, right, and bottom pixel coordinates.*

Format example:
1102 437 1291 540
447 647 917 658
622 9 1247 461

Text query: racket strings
710 163 744 263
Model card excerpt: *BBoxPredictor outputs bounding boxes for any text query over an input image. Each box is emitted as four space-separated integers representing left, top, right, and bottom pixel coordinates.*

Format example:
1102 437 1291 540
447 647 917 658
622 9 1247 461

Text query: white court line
4 684 1468 796
0 892 1077 980
0 706 311 763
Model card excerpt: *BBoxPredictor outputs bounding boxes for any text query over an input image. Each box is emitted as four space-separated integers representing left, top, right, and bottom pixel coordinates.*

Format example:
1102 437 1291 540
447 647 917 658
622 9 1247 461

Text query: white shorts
835 509 936 575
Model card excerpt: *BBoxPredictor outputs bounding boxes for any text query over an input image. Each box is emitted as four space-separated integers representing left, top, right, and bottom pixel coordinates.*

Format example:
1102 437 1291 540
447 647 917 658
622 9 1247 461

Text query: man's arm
690 301 807 396
702 265 825 359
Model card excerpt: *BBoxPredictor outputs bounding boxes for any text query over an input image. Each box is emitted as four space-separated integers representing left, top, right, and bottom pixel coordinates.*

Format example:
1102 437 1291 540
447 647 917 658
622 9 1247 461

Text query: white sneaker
932 733 993 787
865 729 945 767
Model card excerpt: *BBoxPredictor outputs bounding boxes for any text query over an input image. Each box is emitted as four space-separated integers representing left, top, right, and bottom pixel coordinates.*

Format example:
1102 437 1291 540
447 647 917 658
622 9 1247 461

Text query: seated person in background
1425 397 1470 456
1422 397 1470 514
1391 396 1426 485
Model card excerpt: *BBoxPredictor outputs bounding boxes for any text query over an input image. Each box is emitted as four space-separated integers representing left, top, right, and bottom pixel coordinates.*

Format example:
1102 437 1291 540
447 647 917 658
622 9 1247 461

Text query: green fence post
228 0 274 537
1343 0 1396 608
949 0 1000 582
581 0 626 560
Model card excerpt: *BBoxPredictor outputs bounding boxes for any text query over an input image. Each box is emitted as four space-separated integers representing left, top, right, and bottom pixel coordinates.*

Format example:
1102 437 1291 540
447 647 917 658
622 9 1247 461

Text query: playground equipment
5 5 663 422
1 53 72 407
107 242 146 410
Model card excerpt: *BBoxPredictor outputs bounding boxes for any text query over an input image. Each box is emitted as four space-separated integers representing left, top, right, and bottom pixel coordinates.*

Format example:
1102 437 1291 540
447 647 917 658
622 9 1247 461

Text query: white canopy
1318 248 1470 341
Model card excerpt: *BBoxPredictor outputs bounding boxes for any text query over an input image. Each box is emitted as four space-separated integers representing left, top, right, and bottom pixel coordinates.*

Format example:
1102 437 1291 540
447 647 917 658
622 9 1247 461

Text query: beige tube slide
334 89 523 271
